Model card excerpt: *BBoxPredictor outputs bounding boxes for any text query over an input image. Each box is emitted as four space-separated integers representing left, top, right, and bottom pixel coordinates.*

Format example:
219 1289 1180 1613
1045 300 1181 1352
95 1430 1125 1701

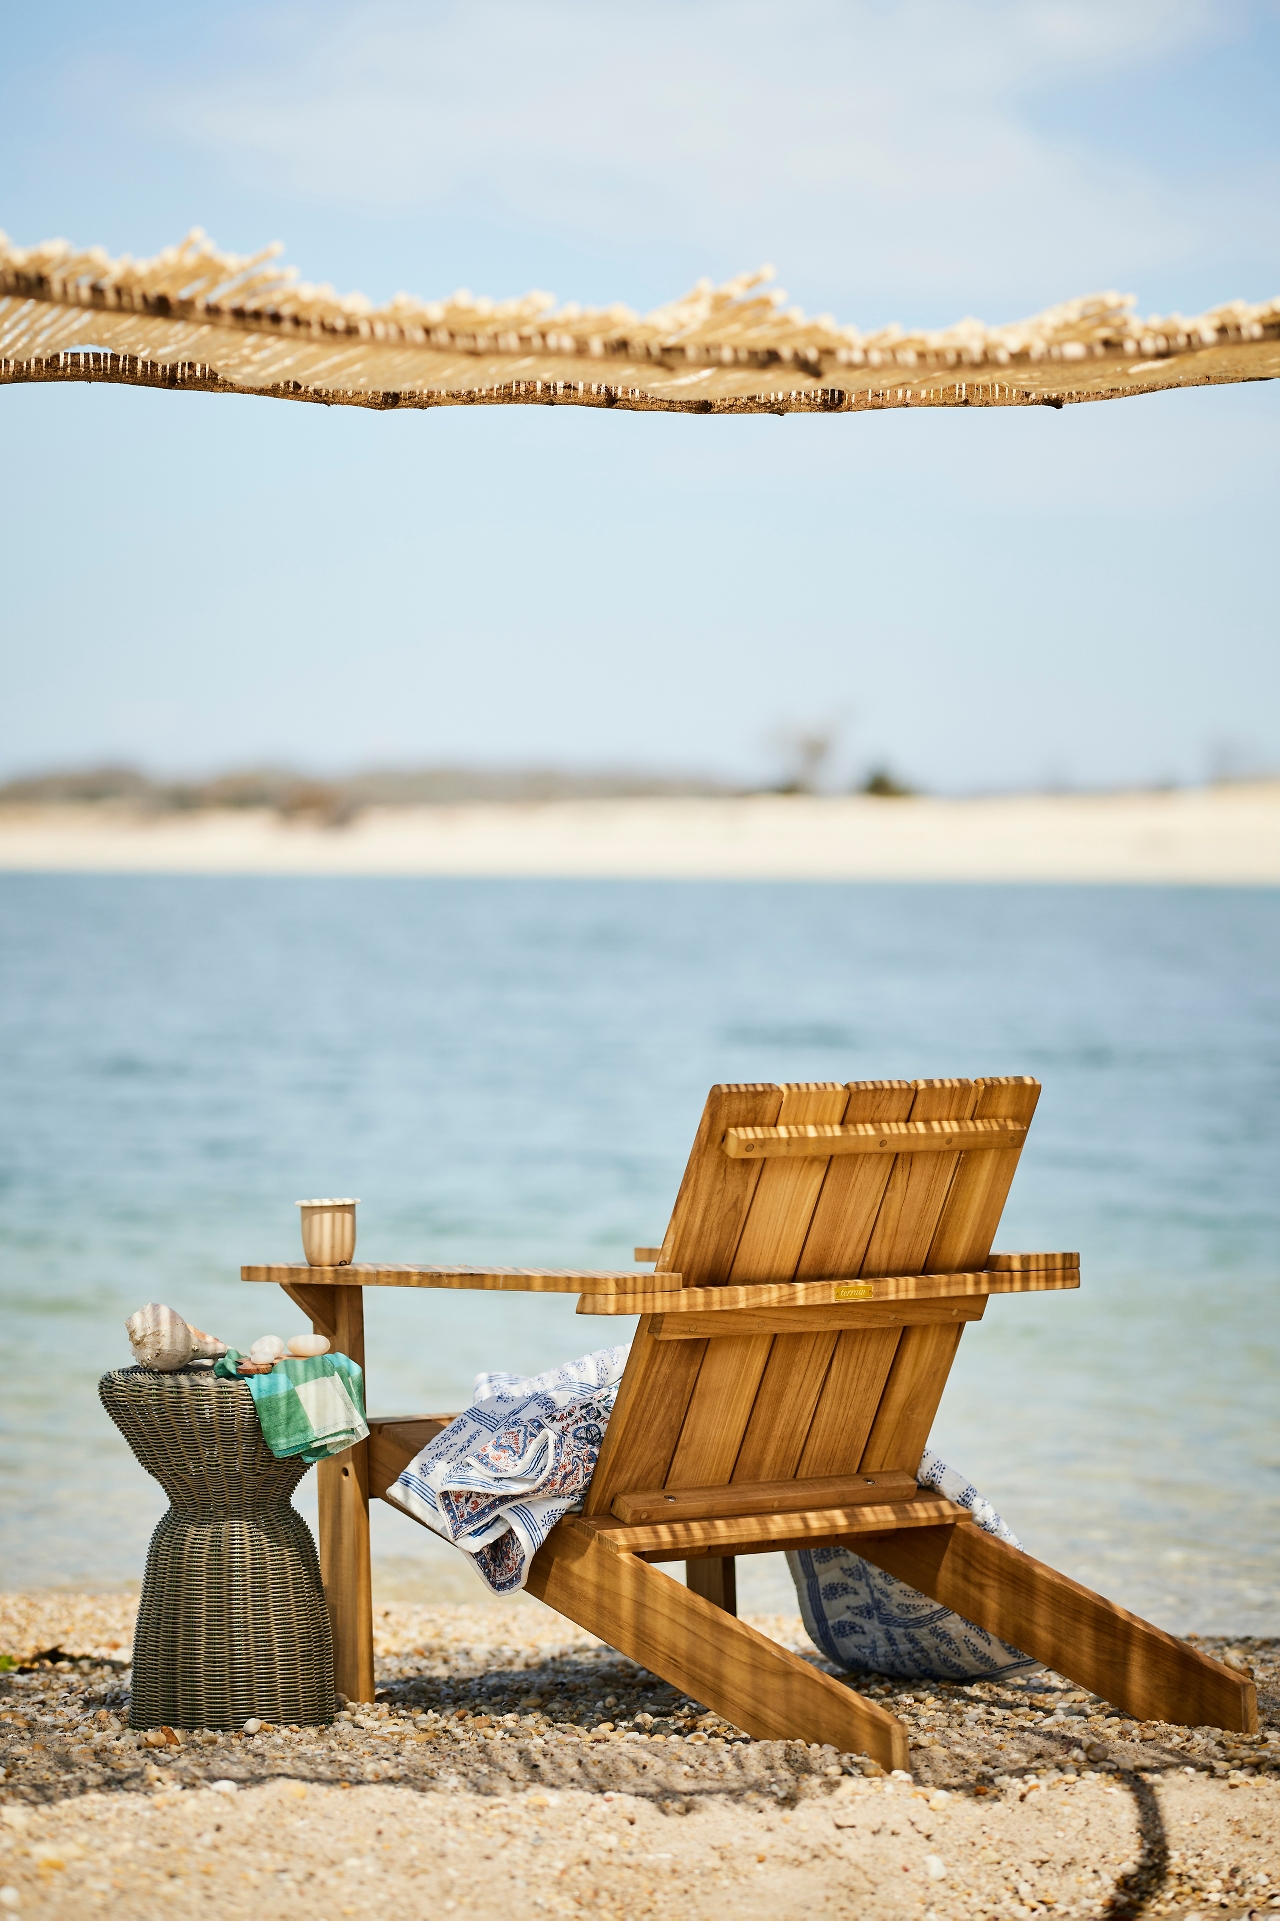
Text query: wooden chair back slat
730 1331 841 1483
665 1333 774 1487
795 1326 902 1478
858 1322 966 1472
726 1084 848 1282
924 1076 1041 1271
859 1080 977 1277
582 1320 707 1516
659 1084 848 1490
794 1081 915 1278
655 1084 782 1286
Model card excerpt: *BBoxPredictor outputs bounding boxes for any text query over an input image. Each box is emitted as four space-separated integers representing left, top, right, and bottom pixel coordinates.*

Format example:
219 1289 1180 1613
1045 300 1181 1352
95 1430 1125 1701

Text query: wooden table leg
283 1280 375 1704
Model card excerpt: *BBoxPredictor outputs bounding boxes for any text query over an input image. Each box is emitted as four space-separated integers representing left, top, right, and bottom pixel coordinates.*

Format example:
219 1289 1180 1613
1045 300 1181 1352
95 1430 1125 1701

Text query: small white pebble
242 1718 262 1735
925 1855 947 1881
0 1890 18 1912
208 1779 239 1795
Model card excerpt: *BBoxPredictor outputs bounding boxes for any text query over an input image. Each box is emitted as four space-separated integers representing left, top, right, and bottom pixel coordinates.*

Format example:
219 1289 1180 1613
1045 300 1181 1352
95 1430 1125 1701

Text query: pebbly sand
1 1593 1276 1918
0 784 1277 884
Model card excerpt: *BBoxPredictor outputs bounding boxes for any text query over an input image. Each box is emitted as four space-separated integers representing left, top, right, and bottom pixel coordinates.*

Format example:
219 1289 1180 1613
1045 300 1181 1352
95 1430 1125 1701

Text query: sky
2 0 1278 792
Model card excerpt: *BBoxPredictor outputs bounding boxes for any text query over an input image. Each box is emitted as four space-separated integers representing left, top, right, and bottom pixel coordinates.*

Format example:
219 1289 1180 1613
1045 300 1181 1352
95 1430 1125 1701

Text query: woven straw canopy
3 229 1277 417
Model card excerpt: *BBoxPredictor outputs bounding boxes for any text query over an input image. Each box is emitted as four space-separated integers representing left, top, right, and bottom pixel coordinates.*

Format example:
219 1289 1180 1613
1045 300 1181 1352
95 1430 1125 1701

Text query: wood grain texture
731 1331 840 1483
797 1326 904 1478
857 1524 1259 1734
577 1265 1076 1316
858 1322 966 1473
925 1077 1042 1273
650 1299 987 1339
311 1285 374 1704
245 1263 673 1293
367 1415 456 1495
527 1518 909 1767
664 1334 774 1488
860 1080 978 1278
726 1083 849 1281
725 1118 1026 1158
794 1081 916 1280
654 1084 783 1286
581 1319 706 1517
612 1468 919 1523
686 1557 737 1615
584 1498 970 1559
280 1280 339 1342
660 1085 853 1491
987 1250 1079 1271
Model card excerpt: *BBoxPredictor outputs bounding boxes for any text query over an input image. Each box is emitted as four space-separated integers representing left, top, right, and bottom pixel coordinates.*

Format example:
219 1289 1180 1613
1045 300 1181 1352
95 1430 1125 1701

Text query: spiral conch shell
126 1303 228 1371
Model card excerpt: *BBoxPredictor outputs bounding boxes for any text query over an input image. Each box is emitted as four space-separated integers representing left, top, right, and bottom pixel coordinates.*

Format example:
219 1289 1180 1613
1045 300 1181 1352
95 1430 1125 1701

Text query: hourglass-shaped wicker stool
100 1366 335 1730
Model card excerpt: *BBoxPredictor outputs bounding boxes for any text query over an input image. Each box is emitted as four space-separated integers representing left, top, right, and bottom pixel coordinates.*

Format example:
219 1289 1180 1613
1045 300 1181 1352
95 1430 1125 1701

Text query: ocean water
0 874 1276 1632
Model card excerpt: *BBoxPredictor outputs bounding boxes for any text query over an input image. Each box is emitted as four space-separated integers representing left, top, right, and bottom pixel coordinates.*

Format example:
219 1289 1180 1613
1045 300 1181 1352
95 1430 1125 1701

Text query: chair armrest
985 1252 1079 1271
243 1263 683 1294
367 1414 459 1490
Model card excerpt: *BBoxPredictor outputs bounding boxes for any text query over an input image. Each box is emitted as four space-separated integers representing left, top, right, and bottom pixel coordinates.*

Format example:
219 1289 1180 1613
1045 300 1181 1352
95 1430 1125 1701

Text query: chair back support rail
244 1077 1256 1761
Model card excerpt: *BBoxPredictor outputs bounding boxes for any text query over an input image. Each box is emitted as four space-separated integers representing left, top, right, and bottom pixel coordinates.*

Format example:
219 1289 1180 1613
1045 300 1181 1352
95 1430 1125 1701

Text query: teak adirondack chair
243 1077 1257 1767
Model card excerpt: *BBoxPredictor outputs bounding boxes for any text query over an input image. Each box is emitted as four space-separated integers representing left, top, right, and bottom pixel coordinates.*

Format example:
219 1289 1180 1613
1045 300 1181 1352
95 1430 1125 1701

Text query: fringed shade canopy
2 229 1277 417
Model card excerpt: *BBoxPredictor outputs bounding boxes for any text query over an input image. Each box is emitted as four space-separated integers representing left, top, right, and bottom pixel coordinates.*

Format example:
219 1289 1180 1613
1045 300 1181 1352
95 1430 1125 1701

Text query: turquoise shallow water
0 875 1276 1629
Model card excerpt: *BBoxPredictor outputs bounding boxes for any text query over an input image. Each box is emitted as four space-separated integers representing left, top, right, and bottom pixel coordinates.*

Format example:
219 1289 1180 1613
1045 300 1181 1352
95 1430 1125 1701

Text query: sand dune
0 784 1276 883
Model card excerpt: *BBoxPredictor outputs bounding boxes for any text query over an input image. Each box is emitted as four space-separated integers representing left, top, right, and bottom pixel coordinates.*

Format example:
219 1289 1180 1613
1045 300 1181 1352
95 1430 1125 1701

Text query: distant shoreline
0 784 1276 883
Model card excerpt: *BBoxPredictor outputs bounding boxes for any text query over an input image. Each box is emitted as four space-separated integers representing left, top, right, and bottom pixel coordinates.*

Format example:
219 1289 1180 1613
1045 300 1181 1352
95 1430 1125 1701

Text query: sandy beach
1 1592 1275 1918
0 784 1276 883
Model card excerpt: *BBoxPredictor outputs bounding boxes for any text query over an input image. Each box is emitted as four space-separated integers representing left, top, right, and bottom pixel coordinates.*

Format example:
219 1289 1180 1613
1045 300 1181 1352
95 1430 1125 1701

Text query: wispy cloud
150 0 1266 320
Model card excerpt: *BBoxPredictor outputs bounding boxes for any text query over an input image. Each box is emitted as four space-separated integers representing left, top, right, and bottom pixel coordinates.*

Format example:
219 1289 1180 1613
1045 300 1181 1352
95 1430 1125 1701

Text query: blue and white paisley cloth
787 1449 1039 1681
390 1347 629 1595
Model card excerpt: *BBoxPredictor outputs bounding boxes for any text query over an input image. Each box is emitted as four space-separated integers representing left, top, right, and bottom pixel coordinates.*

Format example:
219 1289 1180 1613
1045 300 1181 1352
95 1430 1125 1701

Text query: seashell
126 1303 194 1372
249 1335 286 1363
186 1323 228 1360
287 1333 330 1357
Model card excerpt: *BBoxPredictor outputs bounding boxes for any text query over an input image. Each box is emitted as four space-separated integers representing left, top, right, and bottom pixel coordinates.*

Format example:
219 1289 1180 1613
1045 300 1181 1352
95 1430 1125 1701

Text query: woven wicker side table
100 1366 335 1730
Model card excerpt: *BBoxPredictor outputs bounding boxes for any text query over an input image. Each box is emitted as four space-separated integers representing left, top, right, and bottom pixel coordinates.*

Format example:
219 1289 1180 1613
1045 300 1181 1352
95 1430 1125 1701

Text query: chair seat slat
584 1496 971 1558
612 1467 919 1523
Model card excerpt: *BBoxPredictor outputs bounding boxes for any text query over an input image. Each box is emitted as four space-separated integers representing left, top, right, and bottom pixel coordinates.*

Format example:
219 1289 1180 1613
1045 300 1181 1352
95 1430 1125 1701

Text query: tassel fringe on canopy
2 229 1277 416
